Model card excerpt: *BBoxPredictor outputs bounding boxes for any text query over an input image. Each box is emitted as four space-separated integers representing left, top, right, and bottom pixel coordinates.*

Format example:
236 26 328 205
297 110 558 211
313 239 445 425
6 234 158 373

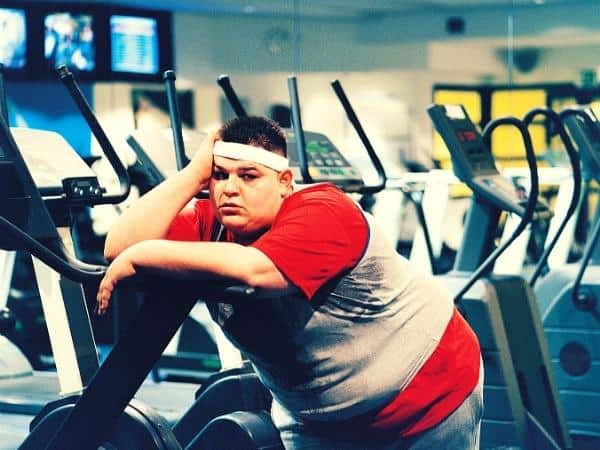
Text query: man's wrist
181 165 210 191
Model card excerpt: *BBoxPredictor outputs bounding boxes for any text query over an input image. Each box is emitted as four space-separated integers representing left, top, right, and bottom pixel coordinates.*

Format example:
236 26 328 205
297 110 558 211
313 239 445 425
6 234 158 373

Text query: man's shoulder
289 182 349 203
281 183 363 220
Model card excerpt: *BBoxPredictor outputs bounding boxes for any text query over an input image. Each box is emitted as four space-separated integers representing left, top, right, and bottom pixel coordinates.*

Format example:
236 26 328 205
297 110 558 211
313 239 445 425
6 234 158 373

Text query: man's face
209 155 291 242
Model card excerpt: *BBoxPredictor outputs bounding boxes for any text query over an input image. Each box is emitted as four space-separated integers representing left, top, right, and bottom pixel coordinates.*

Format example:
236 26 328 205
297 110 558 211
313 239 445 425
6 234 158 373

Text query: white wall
96 2 593 170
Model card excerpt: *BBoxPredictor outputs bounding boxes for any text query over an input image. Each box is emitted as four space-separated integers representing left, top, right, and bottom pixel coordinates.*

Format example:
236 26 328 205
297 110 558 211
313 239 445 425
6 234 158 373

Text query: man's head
219 116 287 157
210 116 293 243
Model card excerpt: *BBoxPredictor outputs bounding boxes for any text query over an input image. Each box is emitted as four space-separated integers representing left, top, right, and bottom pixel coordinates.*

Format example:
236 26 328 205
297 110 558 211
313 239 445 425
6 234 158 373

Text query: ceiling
27 0 574 19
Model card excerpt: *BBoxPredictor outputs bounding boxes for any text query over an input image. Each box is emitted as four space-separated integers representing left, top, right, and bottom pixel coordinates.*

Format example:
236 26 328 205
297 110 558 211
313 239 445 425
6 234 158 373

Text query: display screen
454 127 496 173
456 129 478 143
0 8 26 69
44 12 95 71
110 15 159 75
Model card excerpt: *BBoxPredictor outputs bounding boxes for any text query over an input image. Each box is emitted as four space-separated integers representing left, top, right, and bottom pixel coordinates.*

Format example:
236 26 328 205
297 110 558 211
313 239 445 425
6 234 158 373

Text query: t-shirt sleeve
252 188 368 300
165 199 212 241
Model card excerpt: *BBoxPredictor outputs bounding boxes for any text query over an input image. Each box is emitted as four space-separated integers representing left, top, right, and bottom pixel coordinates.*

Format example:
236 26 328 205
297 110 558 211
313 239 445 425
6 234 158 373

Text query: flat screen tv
110 14 159 75
0 7 26 69
108 9 172 81
44 11 95 72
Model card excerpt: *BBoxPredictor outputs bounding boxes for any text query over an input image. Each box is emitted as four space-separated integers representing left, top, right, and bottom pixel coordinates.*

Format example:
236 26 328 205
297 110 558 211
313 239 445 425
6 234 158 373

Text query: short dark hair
219 116 287 157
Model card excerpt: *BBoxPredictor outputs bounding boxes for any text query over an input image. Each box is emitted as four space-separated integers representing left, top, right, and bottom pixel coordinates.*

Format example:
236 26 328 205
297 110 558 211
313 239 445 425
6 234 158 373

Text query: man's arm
104 131 218 261
96 240 291 314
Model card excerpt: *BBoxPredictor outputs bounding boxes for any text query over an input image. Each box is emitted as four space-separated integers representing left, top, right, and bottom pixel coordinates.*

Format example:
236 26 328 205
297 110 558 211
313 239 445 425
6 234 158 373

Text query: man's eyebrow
212 163 261 172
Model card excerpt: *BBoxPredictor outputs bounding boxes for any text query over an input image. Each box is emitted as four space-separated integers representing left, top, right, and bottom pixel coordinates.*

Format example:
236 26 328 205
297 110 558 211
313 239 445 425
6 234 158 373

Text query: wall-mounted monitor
0 7 27 69
44 11 95 72
108 8 172 81
110 15 158 75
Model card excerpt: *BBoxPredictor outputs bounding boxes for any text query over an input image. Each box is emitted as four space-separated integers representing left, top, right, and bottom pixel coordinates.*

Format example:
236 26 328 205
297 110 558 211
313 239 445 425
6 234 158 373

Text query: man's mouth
219 203 242 213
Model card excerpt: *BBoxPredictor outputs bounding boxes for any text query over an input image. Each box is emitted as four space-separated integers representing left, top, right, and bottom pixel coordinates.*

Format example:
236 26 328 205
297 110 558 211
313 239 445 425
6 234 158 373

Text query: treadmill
428 104 572 450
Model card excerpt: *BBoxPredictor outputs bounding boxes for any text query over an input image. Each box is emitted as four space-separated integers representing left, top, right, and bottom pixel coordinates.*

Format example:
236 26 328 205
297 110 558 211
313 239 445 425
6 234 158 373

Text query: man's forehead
213 155 267 171
213 141 288 172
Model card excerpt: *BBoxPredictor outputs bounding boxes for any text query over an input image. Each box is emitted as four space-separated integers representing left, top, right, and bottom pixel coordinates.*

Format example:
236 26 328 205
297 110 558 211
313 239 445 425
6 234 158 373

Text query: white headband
213 141 289 172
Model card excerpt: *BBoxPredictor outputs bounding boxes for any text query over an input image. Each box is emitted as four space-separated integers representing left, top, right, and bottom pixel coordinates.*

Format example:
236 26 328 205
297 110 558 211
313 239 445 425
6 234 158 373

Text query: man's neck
232 227 270 246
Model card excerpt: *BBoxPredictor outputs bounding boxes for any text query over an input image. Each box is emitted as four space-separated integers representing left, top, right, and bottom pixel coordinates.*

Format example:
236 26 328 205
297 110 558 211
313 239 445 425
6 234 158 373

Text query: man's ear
278 168 294 196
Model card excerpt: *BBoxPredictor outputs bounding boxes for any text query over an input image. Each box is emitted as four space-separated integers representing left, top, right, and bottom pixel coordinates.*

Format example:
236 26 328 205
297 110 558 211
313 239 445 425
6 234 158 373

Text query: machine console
285 130 363 191
428 104 542 217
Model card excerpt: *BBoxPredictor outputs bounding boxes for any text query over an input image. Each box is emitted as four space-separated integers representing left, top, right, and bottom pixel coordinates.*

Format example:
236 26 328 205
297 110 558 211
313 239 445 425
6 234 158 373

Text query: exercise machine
534 106 600 446
429 103 572 449
0 67 287 450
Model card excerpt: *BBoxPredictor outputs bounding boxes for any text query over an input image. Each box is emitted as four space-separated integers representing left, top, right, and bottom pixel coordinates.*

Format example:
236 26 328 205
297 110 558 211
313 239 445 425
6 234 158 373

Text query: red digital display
456 130 478 143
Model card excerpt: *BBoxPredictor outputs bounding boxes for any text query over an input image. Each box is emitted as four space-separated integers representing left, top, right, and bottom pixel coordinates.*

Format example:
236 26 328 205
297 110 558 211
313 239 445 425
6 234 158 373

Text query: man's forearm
127 240 290 291
104 167 207 260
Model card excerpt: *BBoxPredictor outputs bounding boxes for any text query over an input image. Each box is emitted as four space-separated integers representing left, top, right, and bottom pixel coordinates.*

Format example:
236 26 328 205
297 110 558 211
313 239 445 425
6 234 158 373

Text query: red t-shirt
166 184 480 437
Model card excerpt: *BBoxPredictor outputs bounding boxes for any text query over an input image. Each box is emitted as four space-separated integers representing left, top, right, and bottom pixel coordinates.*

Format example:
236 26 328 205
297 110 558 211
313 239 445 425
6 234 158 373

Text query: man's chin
221 219 251 236
221 220 264 242
221 216 246 229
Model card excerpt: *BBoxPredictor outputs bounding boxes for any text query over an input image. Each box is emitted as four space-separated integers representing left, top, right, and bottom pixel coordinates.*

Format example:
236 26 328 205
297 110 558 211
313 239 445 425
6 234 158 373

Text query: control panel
285 130 363 190
428 104 497 180
428 104 547 218
62 177 104 202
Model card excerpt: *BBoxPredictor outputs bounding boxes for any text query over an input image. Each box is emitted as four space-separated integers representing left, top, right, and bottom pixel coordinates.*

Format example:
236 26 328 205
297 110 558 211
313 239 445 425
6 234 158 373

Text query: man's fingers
95 279 114 316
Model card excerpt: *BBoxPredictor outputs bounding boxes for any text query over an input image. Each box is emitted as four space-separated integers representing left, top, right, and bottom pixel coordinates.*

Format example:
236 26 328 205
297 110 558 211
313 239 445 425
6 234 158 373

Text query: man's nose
222 176 240 194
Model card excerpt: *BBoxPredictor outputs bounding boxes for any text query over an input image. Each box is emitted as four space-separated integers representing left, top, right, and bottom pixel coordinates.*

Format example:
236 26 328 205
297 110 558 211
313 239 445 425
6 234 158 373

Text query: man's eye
212 171 228 180
240 174 257 181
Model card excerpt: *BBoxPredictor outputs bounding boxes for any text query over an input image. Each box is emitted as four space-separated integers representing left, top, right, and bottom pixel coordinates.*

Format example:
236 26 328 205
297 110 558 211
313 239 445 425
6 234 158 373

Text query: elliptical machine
0 68 283 450
533 106 600 446
428 104 572 450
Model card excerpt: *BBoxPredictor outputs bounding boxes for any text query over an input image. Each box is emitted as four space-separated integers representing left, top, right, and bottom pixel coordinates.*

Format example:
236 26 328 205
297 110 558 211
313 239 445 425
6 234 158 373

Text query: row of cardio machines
1 60 598 449
0 67 388 449
89 80 600 450
82 67 600 448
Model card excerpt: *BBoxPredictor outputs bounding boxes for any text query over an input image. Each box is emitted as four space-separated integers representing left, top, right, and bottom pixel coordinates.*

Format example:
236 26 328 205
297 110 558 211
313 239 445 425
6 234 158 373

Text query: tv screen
110 15 159 75
44 12 95 71
0 7 26 69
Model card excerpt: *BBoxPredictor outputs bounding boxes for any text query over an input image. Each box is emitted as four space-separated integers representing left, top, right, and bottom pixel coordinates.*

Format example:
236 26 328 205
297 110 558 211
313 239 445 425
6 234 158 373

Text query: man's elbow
103 236 121 262
243 265 288 291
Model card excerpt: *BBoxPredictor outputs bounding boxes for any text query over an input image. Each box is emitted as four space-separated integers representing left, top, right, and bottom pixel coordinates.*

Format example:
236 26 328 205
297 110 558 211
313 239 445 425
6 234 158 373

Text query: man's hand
183 128 221 187
96 248 137 315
